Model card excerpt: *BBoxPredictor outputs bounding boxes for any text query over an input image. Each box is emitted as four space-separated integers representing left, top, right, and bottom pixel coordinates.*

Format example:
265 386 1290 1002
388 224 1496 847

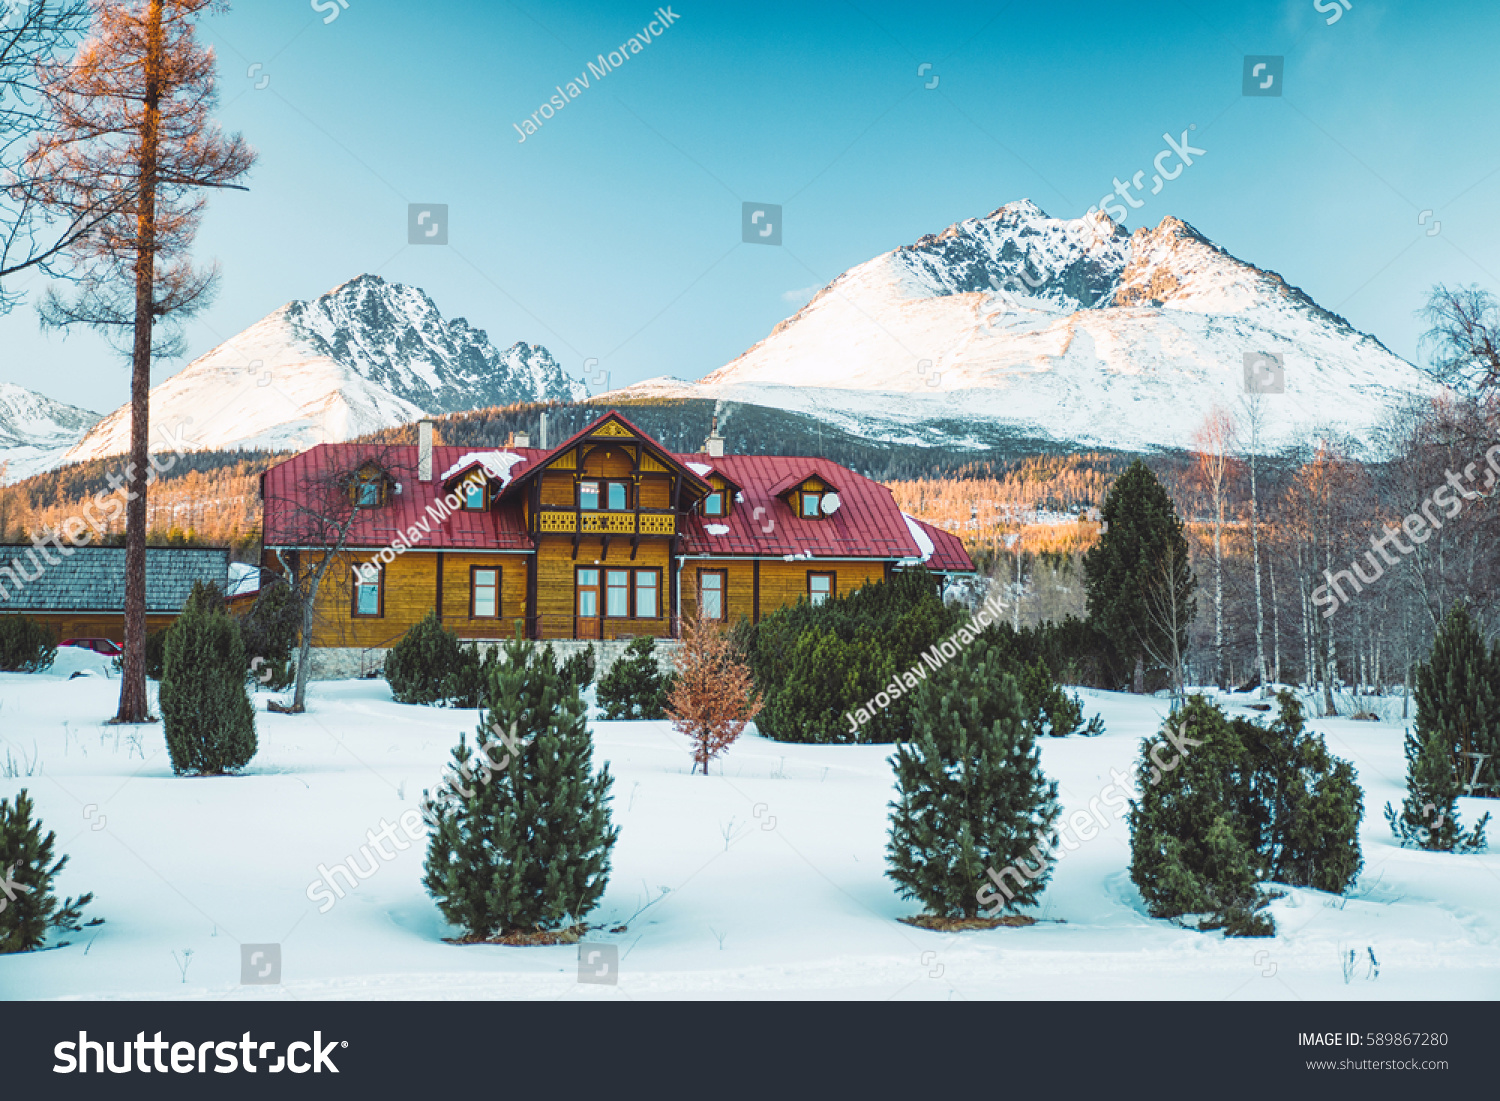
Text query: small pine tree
595 636 673 720
1414 602 1500 773
422 638 618 938
160 582 257 775
887 636 1061 918
1239 691 1364 894
237 577 300 690
442 645 500 710
1385 728 1490 853
667 613 763 775
1128 695 1274 934
0 789 101 953
384 610 492 706
0 614 57 673
559 644 596 691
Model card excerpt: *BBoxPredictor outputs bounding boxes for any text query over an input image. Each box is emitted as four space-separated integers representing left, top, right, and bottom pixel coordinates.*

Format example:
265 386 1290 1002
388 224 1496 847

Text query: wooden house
258 410 972 650
0 545 230 642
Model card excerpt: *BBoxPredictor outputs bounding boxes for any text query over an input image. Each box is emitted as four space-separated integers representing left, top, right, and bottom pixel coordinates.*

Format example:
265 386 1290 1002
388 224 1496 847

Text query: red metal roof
261 443 542 551
674 453 926 561
906 516 974 572
258 417 974 572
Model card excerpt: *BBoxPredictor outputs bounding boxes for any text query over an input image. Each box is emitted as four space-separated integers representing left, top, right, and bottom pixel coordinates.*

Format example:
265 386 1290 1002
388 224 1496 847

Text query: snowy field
2 649 1497 1001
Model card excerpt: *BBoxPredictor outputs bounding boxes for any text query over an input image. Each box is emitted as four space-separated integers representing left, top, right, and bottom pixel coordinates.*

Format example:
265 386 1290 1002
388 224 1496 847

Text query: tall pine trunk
116 0 164 725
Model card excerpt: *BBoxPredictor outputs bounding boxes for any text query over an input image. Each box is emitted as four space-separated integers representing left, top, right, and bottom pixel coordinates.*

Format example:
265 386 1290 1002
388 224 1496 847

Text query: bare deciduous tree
261 445 409 714
0 0 102 311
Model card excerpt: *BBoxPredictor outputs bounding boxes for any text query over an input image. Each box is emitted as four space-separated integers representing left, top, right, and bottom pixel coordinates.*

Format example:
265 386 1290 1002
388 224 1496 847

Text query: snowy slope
0 383 101 482
61 275 586 464
0 663 1496 1000
614 201 1439 452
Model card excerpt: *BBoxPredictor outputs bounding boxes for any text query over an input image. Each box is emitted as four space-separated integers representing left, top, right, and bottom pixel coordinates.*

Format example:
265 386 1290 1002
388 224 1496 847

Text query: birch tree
1192 407 1236 688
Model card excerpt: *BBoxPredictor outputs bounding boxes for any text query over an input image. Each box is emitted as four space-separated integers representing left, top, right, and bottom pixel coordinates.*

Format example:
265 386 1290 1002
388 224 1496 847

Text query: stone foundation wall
304 637 681 683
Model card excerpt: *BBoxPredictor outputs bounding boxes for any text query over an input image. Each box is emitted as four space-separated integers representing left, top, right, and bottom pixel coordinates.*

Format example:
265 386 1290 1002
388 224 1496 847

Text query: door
576 568 601 639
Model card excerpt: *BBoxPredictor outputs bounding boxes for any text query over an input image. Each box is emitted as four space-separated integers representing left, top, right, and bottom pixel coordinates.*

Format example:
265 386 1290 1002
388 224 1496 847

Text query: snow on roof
687 461 713 477
704 523 730 535
903 513 935 562
440 451 527 488
228 561 261 597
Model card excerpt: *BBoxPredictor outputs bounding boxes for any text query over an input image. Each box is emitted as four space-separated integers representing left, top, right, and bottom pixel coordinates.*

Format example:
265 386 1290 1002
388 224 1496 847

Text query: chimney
514 428 530 449
418 418 434 482
703 415 725 459
539 411 549 450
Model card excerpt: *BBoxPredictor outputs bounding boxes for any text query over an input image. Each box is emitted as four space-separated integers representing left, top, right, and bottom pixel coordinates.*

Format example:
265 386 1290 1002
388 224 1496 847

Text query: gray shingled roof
0 546 230 614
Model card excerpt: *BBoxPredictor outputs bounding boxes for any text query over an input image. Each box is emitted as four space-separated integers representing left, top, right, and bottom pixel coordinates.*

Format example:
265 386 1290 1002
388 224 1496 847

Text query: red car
61 638 124 657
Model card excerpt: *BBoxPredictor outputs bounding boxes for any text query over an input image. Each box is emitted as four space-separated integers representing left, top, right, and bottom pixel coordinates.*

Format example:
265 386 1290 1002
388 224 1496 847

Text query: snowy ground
1 650 1497 1001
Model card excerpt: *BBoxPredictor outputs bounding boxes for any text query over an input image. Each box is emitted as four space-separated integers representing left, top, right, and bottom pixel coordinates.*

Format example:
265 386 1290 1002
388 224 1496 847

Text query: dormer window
703 491 726 518
351 468 389 508
462 479 487 511
801 492 822 518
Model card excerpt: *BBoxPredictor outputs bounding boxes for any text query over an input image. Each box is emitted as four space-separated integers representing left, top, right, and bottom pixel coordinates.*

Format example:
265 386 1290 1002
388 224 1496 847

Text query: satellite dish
821 492 841 515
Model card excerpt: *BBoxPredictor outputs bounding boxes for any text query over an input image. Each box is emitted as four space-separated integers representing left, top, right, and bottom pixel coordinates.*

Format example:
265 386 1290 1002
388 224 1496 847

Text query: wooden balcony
532 508 677 536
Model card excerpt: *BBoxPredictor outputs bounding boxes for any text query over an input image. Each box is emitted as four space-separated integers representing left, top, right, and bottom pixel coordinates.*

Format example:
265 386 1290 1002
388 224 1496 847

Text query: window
606 570 631 617
356 480 380 507
801 492 822 518
462 479 486 511
594 568 662 619
635 570 659 619
703 491 725 517
353 564 383 617
580 479 631 510
808 572 834 607
471 567 499 618
699 570 725 620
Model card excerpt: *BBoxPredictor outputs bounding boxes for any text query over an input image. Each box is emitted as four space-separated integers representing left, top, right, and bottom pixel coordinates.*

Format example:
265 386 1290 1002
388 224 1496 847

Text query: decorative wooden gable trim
641 453 668 474
591 420 632 438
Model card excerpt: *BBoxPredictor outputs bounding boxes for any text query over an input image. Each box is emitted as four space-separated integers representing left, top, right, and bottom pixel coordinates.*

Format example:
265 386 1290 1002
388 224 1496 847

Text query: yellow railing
533 510 676 536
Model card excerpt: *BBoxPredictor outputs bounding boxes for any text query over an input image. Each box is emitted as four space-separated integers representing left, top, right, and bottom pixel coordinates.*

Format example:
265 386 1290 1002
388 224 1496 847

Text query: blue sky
3 0 1498 412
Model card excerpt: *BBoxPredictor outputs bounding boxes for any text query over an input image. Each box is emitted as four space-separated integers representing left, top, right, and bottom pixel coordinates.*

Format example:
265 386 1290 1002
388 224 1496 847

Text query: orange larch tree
667 612 762 777
18 0 254 722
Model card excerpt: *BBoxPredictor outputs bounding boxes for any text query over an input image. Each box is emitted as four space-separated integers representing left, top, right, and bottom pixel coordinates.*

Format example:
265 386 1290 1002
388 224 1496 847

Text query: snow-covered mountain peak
649 200 1442 453
0 384 101 482
56 275 585 466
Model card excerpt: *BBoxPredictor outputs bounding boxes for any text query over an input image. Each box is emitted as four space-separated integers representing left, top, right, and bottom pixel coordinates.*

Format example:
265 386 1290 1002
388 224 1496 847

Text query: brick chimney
418 418 434 482
704 415 725 459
